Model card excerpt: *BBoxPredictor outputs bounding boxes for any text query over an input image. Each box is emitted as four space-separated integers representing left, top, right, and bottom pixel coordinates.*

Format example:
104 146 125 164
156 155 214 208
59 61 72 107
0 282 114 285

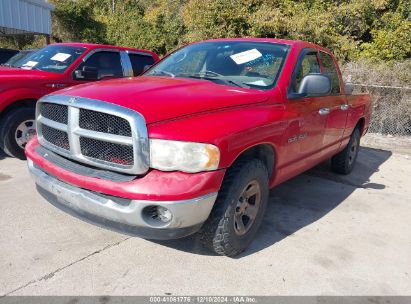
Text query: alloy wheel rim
234 180 261 236
15 120 36 149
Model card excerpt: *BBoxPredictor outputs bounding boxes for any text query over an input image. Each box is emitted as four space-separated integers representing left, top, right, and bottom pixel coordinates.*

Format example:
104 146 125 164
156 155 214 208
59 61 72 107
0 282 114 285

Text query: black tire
331 127 361 175
0 107 36 160
200 158 269 257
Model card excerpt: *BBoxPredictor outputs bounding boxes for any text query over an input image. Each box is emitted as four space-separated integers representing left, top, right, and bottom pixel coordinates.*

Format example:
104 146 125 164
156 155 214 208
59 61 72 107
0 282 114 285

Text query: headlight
149 139 220 173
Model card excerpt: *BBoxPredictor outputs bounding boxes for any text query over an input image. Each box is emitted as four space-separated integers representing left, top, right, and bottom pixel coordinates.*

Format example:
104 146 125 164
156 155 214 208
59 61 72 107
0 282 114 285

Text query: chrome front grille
36 94 149 175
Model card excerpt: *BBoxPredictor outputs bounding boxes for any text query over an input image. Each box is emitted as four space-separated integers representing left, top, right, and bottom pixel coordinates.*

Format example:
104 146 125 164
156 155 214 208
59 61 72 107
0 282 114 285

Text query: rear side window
129 53 155 76
319 52 341 94
292 52 320 93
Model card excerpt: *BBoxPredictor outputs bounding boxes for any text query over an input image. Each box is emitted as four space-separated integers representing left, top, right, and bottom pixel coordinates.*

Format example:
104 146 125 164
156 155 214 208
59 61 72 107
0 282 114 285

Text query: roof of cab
47 42 158 57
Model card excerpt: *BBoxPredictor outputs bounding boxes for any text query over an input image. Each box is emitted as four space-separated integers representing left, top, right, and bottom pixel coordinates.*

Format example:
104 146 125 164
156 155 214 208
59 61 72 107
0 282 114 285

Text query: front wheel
200 158 269 257
0 108 36 159
331 127 361 175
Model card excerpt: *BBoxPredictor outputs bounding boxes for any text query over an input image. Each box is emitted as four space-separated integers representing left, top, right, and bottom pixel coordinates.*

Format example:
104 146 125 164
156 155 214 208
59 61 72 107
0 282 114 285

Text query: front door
281 50 329 173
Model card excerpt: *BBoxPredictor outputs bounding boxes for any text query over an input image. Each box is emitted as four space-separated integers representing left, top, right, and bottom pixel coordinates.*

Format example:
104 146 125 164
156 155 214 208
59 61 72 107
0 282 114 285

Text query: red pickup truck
0 43 159 159
26 38 371 256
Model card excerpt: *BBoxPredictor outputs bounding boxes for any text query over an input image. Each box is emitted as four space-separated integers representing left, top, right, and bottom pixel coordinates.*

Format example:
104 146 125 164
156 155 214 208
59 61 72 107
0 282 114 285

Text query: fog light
156 206 172 223
142 205 173 227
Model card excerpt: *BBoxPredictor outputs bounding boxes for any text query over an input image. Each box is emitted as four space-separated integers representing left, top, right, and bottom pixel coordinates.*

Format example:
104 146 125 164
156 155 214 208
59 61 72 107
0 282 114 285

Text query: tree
49 0 107 43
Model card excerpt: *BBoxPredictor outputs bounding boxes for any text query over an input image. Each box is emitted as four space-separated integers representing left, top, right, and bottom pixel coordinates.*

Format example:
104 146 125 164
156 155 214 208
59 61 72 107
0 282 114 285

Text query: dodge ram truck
26 38 371 256
0 43 159 159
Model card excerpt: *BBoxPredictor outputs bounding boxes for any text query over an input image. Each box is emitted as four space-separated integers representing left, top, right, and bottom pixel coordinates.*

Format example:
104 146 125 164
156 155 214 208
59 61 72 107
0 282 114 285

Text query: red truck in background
0 43 159 159
26 38 371 256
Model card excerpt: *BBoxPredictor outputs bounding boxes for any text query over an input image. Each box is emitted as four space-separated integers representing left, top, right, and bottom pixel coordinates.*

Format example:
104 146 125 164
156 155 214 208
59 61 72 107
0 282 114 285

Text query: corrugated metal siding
0 0 53 35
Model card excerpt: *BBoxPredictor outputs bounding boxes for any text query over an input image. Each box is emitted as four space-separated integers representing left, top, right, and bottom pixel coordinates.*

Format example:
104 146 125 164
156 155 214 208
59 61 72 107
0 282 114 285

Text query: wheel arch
356 117 366 135
229 143 276 180
0 99 37 121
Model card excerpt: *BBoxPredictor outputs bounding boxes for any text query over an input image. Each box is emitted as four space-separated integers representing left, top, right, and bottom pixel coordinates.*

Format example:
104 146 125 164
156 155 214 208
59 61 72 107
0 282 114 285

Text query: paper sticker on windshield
230 49 262 65
51 53 71 62
245 80 269 86
22 61 38 68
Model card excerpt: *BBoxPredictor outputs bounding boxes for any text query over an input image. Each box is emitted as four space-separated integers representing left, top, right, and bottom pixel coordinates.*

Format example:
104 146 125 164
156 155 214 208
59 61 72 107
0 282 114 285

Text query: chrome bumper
28 159 217 239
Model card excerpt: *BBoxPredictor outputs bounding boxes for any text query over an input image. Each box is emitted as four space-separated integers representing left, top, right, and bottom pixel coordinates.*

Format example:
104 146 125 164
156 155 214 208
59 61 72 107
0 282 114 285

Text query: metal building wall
0 0 54 35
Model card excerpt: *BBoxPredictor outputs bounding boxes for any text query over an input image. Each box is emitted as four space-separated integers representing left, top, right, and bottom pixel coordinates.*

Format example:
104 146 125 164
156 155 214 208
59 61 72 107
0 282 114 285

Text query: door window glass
319 52 341 94
76 51 123 79
129 54 155 76
292 52 320 93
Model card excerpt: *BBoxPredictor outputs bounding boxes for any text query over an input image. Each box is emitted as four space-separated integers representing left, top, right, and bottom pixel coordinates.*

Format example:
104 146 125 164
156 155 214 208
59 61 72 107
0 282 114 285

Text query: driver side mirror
298 74 331 96
74 66 98 80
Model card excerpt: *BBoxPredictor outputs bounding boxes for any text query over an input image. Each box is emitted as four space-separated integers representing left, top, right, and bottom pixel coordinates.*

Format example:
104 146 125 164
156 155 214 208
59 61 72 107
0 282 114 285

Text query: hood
0 66 57 80
57 76 269 124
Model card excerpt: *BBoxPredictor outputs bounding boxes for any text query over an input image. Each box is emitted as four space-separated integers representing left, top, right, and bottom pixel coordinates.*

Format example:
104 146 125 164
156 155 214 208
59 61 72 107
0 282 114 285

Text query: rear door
318 51 348 153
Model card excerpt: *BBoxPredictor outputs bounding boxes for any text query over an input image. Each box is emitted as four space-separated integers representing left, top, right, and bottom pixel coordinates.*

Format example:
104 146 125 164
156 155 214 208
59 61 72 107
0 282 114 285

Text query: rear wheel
200 159 269 257
0 108 36 159
331 127 361 175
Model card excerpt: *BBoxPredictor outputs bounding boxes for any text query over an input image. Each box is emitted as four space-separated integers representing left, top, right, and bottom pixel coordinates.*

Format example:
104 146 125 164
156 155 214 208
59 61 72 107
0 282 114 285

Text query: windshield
16 45 86 73
144 41 289 90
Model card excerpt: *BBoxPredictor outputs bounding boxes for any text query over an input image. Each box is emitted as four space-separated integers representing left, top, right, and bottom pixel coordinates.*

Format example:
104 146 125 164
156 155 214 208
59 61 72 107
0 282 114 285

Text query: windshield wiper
195 70 223 77
181 73 249 89
149 70 175 77
218 78 249 89
179 71 223 78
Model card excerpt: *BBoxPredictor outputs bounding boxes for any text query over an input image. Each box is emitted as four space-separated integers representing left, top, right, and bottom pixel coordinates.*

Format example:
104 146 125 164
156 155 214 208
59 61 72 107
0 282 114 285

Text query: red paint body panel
27 38 372 200
0 43 159 114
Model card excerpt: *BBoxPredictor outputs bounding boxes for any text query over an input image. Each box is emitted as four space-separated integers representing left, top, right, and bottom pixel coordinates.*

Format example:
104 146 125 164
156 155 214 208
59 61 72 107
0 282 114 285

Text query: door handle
318 108 330 115
340 104 350 111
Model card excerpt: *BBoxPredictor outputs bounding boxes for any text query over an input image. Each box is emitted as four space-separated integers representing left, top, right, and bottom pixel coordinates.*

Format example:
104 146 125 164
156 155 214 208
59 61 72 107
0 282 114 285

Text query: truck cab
0 43 159 159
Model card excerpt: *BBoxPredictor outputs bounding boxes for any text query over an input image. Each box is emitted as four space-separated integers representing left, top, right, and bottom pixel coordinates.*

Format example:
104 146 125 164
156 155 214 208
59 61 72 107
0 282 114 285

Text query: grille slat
39 103 68 124
79 109 131 136
80 137 134 166
41 125 70 151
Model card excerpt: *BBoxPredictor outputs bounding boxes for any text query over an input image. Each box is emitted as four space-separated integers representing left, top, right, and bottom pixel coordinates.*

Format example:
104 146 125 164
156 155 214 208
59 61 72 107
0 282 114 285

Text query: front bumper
28 159 218 239
25 137 225 201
